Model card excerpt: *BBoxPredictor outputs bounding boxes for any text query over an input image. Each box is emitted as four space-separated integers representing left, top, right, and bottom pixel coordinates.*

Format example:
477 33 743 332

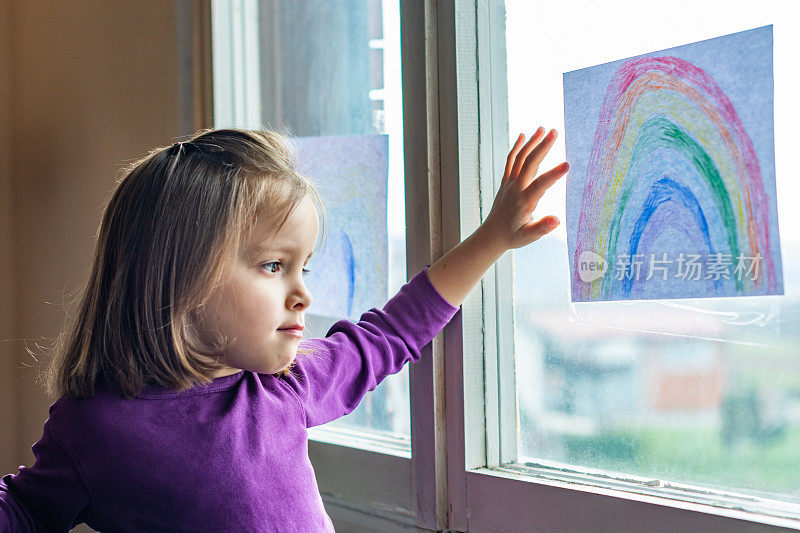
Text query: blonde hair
40 128 325 400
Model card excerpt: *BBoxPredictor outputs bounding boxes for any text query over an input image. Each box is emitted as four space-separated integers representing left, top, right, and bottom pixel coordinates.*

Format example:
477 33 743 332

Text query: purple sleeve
281 265 460 428
0 415 91 532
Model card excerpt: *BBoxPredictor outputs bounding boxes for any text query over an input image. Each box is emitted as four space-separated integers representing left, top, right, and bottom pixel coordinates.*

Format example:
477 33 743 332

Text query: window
482 0 800 528
211 0 800 530
212 0 411 444
211 1 422 527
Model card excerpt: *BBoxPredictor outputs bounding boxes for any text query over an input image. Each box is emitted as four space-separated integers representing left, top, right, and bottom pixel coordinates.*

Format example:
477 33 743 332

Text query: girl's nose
288 280 312 310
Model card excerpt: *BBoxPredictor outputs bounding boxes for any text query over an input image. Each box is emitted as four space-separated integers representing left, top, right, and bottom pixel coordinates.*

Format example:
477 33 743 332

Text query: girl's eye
260 262 311 277
261 261 281 273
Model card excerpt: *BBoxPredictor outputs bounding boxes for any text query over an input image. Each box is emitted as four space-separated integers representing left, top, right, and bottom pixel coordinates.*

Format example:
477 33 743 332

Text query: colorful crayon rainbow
572 56 778 301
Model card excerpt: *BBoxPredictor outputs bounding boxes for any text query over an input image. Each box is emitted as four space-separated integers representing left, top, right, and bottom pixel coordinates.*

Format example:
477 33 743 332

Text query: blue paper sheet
293 134 389 319
563 25 783 302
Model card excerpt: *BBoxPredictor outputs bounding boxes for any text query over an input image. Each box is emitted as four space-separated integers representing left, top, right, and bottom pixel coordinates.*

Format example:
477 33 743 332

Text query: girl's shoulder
48 387 126 426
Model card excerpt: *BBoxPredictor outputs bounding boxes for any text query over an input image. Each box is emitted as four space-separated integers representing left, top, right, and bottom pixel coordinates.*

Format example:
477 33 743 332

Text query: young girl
0 127 568 531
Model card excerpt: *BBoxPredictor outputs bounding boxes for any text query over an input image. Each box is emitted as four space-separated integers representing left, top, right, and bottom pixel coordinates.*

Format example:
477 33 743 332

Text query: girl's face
198 195 318 378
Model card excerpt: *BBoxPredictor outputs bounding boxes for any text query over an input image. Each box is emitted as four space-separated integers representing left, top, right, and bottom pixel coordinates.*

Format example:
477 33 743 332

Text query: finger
524 161 570 203
510 127 545 181
518 129 558 188
517 216 560 247
502 133 526 183
509 127 545 182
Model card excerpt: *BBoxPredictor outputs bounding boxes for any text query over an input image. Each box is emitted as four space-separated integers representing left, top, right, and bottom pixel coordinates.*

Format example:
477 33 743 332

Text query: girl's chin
225 351 297 375
263 355 296 374
211 367 244 379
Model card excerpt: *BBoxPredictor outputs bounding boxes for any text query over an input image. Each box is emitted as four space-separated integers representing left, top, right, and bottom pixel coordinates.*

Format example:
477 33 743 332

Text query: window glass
507 0 800 511
215 0 409 441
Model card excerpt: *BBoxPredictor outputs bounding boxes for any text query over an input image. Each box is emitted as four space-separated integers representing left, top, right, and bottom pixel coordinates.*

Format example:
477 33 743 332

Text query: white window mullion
211 0 261 129
479 0 517 468
475 0 517 470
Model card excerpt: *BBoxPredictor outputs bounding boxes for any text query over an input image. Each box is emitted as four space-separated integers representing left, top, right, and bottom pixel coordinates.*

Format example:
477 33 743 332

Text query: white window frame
211 0 261 129
210 0 800 531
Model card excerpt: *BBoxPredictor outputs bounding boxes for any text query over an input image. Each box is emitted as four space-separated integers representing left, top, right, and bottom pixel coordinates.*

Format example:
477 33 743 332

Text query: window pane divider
402 0 449 530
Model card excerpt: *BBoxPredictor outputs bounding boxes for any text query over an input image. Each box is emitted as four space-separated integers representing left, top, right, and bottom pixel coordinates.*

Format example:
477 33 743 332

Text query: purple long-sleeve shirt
0 266 459 532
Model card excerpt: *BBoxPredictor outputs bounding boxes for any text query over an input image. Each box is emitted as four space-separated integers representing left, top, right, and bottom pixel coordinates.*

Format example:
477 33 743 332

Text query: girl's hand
426 127 570 307
479 127 570 252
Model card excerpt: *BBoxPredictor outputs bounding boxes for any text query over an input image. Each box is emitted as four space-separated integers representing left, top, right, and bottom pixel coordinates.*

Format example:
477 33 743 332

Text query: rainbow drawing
564 25 783 302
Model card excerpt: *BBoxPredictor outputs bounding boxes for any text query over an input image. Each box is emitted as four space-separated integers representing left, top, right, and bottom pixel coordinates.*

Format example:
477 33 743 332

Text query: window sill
465 466 800 532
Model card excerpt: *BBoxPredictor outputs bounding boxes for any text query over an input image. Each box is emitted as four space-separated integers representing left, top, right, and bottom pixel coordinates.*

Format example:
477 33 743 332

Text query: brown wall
0 0 205 480
1 0 16 474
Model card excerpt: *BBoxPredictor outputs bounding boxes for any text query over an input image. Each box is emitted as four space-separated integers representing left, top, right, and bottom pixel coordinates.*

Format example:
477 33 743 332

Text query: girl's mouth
278 328 303 338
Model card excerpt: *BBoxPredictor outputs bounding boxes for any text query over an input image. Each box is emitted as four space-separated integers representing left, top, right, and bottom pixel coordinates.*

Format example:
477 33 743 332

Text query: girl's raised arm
426 128 569 307
279 128 567 427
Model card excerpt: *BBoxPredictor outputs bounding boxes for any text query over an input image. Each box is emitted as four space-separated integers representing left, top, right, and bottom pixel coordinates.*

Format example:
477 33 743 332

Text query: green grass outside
561 426 800 499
